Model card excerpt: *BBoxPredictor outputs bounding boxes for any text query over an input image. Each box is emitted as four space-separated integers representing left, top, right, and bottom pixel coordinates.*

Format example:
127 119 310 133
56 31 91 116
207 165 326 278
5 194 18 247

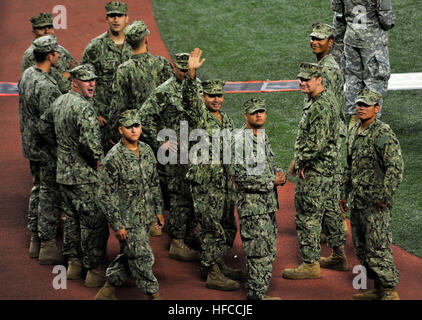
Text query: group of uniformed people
18 1 404 300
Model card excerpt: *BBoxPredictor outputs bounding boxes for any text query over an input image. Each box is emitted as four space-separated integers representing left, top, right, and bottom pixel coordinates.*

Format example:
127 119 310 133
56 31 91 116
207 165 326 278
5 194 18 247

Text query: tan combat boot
38 239 64 265
147 292 161 300
29 232 40 259
319 245 349 271
85 265 106 288
218 260 245 280
282 261 322 280
352 281 382 300
94 281 117 300
149 221 162 237
67 257 83 280
169 239 200 262
206 264 240 291
381 287 400 300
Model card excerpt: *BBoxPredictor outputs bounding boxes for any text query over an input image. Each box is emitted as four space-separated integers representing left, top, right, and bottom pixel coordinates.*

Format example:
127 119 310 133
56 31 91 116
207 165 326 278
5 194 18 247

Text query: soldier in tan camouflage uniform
52 64 109 288
21 12 78 94
282 63 346 281
341 89 403 300
81 1 132 153
18 35 64 265
230 98 286 300
139 53 201 261
95 109 164 300
183 48 243 291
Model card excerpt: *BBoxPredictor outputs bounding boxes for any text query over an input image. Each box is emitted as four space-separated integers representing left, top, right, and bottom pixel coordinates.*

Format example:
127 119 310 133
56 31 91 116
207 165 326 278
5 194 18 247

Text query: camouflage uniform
342 89 403 288
330 1 346 71
98 110 163 295
18 36 63 241
230 99 279 300
294 63 346 264
183 77 237 268
81 2 132 152
21 13 78 94
139 55 200 241
108 20 174 143
338 0 396 115
52 65 108 270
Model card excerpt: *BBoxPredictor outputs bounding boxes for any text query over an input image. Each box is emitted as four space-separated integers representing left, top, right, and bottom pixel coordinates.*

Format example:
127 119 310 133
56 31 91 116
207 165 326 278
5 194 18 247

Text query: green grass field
151 0 422 257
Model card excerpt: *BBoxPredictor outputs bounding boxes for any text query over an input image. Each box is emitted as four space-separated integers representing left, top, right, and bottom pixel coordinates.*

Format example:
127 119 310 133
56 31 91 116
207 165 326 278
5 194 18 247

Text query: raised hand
188 47 206 78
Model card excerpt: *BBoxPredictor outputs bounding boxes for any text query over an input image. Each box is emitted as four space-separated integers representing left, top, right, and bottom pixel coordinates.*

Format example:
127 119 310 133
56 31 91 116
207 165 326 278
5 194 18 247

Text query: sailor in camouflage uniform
309 22 349 242
330 0 346 71
52 64 109 287
183 48 243 291
108 20 174 144
95 109 164 300
81 1 132 153
283 63 346 280
139 53 201 261
21 12 78 94
18 35 64 265
333 0 396 126
341 89 403 300
230 98 286 300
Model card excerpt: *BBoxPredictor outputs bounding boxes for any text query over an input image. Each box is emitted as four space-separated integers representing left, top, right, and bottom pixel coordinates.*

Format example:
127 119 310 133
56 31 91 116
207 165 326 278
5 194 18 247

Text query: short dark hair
33 50 54 63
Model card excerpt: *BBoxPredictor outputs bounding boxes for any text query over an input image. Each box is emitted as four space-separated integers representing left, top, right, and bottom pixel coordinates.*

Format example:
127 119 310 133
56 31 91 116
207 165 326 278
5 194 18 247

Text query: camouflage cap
30 12 53 28
32 35 58 53
202 79 226 95
69 64 97 81
105 1 128 14
310 23 334 39
119 109 142 127
124 20 150 42
355 88 382 106
297 62 323 80
174 53 190 71
244 97 266 114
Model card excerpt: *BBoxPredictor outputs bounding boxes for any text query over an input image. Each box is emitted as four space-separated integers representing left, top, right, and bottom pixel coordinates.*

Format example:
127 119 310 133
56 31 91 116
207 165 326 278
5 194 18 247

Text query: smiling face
299 76 322 97
310 36 333 56
202 93 224 113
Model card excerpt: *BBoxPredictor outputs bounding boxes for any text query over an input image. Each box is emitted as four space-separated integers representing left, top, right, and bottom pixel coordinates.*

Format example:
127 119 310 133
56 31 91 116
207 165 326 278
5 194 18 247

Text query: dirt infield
1 0 421 301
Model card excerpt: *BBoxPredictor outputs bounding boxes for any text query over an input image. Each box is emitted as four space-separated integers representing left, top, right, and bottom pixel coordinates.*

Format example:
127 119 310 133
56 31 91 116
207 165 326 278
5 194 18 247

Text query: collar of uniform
104 31 128 53
118 139 142 159
356 118 379 137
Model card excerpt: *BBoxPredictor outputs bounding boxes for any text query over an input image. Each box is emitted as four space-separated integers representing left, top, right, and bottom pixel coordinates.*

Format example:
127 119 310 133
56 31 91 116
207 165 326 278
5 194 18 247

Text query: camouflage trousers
106 223 159 294
294 171 346 263
27 160 62 241
350 204 399 287
191 184 237 267
60 183 109 270
239 212 277 299
344 44 391 116
166 175 197 239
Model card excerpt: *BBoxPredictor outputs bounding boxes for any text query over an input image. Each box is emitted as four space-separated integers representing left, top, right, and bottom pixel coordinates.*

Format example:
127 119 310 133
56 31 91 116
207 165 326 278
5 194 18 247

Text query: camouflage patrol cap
32 35 58 53
69 64 97 81
174 53 190 71
124 20 150 42
244 98 266 114
105 1 128 15
30 12 53 28
297 62 323 80
202 79 226 95
355 88 382 106
119 109 142 127
310 23 334 39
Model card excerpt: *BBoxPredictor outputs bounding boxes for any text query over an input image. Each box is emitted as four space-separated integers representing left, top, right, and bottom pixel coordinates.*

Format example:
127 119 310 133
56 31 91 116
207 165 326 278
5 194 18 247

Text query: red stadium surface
0 0 421 301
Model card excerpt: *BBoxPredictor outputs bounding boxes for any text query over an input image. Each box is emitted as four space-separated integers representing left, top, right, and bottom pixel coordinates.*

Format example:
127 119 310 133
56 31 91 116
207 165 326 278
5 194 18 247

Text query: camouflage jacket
342 0 396 48
230 125 279 217
97 140 163 231
18 66 62 162
21 43 77 93
108 52 174 142
318 54 347 140
52 91 103 185
182 76 234 188
295 90 341 176
342 119 403 208
81 31 133 117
